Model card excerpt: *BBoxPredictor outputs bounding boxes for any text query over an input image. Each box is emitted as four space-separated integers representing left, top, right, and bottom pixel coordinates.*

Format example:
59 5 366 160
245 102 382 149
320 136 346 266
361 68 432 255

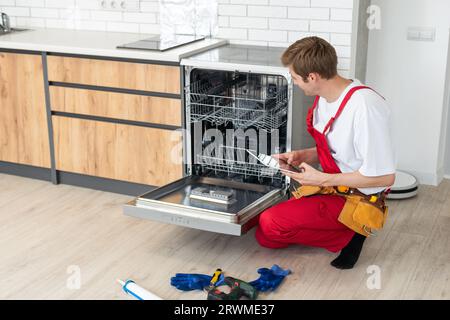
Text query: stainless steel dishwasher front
123 44 313 236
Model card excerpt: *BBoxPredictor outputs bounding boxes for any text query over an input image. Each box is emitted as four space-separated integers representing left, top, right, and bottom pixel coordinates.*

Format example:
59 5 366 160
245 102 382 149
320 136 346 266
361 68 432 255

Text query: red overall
255 86 372 253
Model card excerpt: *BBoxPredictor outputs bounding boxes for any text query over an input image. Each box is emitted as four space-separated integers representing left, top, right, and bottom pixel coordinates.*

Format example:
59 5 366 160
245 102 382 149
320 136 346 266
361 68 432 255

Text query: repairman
255 37 396 270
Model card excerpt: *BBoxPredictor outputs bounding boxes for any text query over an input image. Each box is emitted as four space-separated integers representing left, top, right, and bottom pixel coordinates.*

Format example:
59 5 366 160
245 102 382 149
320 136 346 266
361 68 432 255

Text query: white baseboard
437 166 445 185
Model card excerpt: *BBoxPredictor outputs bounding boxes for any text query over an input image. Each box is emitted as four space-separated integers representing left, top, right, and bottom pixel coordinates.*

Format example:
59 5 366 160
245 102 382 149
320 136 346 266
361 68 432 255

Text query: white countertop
0 28 228 62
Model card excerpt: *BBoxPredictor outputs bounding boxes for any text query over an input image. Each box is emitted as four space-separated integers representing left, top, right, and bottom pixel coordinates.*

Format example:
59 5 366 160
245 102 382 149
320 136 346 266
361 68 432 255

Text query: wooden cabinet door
53 116 183 186
0 52 50 168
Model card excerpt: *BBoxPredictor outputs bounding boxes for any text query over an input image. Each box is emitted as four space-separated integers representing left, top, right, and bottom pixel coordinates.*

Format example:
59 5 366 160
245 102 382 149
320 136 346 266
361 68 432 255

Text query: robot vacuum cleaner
386 171 419 200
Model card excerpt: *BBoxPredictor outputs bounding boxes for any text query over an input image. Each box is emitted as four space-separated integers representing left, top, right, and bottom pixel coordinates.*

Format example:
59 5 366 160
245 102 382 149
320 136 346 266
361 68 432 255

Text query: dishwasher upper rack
186 75 288 132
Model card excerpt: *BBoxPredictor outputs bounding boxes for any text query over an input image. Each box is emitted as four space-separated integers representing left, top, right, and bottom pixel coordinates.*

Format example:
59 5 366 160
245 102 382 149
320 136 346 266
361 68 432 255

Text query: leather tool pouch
337 195 388 237
291 186 388 237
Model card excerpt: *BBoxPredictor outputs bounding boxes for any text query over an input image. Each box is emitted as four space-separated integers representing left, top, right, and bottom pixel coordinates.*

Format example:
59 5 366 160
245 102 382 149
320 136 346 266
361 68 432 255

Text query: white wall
366 0 450 185
0 0 161 34
217 0 354 76
0 0 356 76
351 0 370 82
444 32 450 178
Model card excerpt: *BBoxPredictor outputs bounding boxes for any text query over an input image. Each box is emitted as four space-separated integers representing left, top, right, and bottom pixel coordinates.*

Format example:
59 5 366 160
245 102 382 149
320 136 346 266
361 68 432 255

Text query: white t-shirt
313 79 396 195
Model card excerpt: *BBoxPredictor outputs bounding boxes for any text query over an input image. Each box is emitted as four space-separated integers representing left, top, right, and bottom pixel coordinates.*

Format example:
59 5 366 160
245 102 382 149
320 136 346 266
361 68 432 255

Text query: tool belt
291 185 389 237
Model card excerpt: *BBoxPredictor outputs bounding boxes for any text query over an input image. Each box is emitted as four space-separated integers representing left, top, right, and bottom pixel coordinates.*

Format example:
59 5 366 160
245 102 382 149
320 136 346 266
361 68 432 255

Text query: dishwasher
123 44 314 236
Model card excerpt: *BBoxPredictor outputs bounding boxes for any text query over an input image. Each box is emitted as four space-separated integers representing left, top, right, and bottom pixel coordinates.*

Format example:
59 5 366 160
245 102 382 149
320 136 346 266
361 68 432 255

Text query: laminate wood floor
1 173 449 300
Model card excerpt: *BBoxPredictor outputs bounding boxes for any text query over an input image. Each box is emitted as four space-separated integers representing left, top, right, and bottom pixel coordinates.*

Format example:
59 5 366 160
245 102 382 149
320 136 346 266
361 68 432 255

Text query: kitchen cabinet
0 52 50 168
0 50 184 190
52 116 183 186
47 55 184 188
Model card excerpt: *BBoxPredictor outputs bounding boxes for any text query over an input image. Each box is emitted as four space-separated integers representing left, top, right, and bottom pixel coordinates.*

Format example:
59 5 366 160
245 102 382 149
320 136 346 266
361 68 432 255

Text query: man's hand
272 148 317 167
283 162 330 186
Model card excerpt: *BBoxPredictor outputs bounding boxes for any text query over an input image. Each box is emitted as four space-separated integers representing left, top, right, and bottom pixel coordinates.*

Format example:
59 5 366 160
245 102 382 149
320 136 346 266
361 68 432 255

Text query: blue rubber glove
170 273 224 291
249 265 291 292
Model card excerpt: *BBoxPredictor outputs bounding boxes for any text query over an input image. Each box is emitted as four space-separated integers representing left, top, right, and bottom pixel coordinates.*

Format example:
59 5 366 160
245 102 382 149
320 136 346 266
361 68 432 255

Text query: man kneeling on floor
255 37 396 270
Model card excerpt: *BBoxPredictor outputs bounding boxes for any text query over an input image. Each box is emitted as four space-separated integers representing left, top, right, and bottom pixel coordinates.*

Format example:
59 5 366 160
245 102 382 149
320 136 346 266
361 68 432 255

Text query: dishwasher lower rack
123 176 287 236
197 154 283 182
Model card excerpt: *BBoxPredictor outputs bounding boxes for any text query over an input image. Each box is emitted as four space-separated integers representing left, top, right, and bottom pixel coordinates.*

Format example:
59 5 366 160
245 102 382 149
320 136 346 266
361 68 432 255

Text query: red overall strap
306 85 378 174
322 86 372 135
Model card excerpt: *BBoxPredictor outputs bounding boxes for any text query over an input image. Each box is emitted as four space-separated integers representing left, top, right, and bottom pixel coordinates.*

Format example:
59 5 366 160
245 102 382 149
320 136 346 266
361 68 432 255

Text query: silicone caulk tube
117 279 162 300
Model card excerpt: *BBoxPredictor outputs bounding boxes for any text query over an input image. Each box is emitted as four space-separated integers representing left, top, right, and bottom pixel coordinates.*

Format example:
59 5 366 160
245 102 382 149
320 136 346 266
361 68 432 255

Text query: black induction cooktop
117 34 205 51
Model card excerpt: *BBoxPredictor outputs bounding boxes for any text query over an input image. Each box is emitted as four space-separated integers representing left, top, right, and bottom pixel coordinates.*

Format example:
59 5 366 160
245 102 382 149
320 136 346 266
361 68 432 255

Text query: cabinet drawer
50 87 182 127
53 116 183 186
47 56 181 95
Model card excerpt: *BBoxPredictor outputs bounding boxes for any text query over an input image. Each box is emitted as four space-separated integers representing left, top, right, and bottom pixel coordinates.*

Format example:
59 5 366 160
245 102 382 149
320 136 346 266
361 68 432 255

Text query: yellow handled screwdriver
210 268 223 286
204 268 223 293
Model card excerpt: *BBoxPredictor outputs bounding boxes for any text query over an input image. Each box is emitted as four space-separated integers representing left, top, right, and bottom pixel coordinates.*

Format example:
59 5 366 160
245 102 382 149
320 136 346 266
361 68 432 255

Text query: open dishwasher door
124 176 286 236
124 45 312 236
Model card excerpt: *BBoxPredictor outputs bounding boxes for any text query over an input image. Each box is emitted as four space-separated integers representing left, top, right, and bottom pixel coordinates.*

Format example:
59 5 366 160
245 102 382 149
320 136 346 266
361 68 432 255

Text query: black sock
330 233 366 270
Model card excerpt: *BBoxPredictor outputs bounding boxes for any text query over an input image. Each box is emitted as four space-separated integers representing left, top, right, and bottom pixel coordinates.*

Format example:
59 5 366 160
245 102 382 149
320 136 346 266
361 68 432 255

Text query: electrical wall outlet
100 0 140 12
407 27 436 42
